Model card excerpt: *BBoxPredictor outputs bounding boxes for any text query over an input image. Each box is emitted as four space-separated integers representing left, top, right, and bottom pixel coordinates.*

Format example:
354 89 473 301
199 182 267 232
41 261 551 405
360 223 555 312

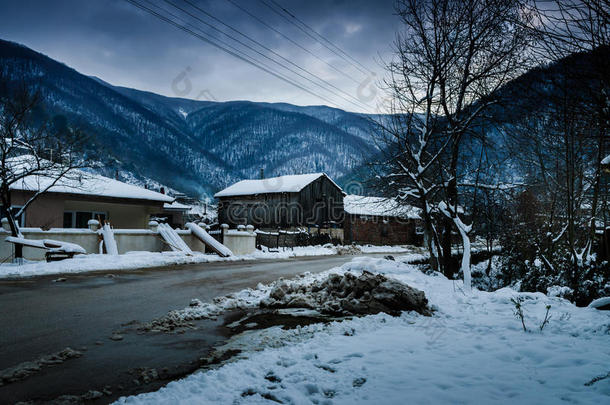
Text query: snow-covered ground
0 245 417 279
116 256 610 404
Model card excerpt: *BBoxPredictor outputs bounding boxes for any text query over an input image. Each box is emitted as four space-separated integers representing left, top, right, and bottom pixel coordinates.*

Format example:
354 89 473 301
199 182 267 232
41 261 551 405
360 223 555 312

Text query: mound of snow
262 271 431 316
588 297 610 310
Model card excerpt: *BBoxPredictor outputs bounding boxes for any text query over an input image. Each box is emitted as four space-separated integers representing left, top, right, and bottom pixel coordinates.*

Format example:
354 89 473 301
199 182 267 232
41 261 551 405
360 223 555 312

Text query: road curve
0 254 383 403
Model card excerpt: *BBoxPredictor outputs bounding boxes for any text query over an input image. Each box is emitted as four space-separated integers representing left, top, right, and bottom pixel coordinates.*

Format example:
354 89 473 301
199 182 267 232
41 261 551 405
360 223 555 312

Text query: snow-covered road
115 257 610 404
0 254 387 403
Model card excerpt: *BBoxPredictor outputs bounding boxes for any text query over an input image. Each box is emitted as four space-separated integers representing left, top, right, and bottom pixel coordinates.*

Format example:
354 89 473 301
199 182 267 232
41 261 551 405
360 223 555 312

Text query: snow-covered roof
163 201 192 211
602 155 610 165
214 173 341 198
8 156 173 203
344 195 421 219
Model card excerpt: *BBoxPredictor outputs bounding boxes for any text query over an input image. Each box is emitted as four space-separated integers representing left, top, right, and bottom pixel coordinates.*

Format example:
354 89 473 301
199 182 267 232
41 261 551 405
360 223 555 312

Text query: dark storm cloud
0 0 399 112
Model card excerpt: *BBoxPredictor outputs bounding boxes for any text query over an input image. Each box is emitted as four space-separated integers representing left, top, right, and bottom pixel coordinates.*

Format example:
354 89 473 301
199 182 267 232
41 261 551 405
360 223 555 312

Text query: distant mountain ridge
0 39 378 197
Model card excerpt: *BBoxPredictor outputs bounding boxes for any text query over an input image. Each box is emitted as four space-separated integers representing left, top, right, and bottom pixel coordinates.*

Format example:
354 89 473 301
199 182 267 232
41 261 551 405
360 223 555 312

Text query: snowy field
0 245 417 279
115 256 610 404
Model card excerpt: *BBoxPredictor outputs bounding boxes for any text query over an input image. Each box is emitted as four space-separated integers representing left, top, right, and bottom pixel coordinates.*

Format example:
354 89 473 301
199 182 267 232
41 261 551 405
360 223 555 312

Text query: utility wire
124 0 344 109
170 0 370 111
267 0 372 75
258 0 371 76
224 0 360 85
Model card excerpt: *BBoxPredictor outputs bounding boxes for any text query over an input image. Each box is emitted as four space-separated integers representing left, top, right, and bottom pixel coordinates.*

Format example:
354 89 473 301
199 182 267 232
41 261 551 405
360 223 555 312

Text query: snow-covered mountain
0 39 377 197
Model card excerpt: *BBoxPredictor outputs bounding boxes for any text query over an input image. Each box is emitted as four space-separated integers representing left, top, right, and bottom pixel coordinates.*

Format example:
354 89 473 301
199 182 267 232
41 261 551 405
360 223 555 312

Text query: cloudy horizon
0 0 399 113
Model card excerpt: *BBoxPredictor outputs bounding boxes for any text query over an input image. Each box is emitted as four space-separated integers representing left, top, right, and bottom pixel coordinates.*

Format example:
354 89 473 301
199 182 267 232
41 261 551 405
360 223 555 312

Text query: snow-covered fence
0 219 207 261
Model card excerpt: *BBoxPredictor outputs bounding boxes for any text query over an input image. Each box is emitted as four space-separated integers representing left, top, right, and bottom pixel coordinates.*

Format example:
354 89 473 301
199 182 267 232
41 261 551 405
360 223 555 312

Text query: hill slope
0 39 378 197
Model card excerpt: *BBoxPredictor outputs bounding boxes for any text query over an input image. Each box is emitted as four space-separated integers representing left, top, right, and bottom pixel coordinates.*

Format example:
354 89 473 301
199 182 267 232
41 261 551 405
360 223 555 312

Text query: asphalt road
0 254 380 403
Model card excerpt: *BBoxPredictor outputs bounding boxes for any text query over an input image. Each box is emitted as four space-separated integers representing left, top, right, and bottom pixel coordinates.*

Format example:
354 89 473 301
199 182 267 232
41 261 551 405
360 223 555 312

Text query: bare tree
0 75 89 261
374 0 532 288
529 0 609 250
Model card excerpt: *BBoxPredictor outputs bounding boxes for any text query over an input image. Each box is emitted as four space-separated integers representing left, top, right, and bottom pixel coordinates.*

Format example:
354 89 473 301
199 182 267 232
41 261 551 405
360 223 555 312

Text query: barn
214 173 344 229
343 195 422 246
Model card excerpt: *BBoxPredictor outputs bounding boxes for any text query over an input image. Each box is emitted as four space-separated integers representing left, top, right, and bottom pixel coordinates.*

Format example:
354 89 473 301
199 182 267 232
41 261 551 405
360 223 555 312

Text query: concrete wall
221 226 256 255
0 224 207 261
0 221 258 261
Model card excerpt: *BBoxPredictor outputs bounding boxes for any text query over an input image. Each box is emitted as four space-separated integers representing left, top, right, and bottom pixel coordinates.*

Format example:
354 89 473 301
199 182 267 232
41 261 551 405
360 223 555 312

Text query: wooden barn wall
344 214 422 246
298 176 344 226
217 176 344 228
217 193 300 228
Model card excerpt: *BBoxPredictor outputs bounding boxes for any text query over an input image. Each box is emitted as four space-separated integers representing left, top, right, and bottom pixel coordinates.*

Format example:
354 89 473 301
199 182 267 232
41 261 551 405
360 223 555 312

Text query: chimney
260 168 264 179
160 187 165 194
115 169 119 180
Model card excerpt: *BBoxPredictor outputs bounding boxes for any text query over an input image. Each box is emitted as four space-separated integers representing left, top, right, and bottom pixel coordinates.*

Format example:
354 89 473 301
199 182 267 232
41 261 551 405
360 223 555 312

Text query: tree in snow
0 74 89 260
527 0 610 251
373 0 532 287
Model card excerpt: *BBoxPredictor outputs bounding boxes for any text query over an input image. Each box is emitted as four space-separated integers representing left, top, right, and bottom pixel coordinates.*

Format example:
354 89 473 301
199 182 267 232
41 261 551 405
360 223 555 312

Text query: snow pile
116 256 610 404
547 285 574 298
262 271 431 316
0 347 82 386
357 244 422 254
589 297 610 310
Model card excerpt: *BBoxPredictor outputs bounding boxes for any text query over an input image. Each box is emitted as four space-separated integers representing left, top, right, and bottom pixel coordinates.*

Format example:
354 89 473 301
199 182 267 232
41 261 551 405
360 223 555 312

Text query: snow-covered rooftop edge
214 173 342 198
344 195 421 219
8 155 173 203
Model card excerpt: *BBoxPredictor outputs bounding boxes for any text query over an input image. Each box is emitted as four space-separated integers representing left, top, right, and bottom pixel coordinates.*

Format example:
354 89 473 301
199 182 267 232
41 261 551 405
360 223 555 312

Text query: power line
124 0 345 109
258 0 372 76
224 0 360 85
267 0 373 75
169 0 371 111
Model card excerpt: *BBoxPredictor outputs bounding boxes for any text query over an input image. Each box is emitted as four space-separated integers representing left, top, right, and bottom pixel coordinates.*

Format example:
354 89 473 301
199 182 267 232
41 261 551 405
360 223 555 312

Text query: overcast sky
0 0 399 112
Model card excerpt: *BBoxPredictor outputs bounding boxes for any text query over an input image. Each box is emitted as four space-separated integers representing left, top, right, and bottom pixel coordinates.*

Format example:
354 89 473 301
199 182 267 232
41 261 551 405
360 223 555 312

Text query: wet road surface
0 254 381 403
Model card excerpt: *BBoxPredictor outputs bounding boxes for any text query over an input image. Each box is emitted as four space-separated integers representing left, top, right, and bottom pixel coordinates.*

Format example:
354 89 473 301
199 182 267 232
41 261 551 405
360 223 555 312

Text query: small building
214 173 344 229
7 170 175 229
157 201 192 228
343 195 422 246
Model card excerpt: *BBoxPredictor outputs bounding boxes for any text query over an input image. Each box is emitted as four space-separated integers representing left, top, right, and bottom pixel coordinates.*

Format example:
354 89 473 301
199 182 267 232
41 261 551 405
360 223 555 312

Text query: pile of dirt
261 271 432 317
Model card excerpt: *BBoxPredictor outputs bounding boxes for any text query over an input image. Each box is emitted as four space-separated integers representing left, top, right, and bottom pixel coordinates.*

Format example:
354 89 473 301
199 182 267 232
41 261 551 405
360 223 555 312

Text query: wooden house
214 173 344 229
343 195 422 246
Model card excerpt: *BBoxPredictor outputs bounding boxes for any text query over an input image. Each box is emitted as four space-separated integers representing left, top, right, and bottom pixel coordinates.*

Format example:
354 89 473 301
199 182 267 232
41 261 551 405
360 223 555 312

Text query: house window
63 211 107 228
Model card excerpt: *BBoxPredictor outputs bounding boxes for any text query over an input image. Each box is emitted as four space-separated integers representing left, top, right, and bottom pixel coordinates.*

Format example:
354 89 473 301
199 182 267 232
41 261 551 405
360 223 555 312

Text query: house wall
64 200 156 228
344 214 422 246
9 190 163 229
10 192 64 228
